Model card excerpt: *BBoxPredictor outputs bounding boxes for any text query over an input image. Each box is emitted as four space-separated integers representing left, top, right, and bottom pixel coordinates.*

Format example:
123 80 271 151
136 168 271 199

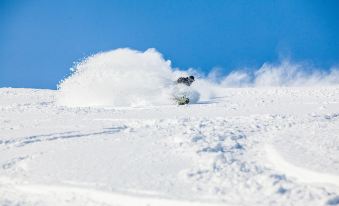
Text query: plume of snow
57 48 339 107
57 48 200 107
253 61 339 87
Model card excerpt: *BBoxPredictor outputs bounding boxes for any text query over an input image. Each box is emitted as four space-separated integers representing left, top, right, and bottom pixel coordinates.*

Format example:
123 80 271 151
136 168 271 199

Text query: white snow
265 144 339 187
57 48 200 107
1 86 339 206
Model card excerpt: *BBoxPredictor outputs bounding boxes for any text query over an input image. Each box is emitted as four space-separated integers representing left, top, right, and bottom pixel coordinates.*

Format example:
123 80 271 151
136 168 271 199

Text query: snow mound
57 48 200 107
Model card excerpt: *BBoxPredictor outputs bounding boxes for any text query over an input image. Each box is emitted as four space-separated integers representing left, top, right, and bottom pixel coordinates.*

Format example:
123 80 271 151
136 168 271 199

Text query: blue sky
0 0 338 89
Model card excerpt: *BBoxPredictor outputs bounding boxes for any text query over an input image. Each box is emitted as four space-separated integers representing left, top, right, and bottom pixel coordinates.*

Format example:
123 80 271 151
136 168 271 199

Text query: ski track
265 144 339 187
1 178 224 206
0 87 339 205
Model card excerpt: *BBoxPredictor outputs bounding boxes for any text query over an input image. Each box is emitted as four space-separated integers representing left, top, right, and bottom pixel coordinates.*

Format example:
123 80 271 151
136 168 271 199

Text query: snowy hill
1 86 339 206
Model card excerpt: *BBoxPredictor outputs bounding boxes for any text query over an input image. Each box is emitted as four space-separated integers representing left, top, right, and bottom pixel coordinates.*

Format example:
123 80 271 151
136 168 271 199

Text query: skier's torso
176 76 195 86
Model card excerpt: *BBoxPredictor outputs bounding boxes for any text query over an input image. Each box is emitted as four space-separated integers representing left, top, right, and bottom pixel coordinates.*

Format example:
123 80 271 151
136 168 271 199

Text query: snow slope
1 86 339 206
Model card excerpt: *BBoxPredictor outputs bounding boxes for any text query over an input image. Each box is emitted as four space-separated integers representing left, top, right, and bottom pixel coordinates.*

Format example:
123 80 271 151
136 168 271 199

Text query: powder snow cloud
57 48 339 107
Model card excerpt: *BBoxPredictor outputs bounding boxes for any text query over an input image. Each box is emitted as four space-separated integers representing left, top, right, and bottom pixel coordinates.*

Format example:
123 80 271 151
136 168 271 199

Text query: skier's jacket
176 76 195 86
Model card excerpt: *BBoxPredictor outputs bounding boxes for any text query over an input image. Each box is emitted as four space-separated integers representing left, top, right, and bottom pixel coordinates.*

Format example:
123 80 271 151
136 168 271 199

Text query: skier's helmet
189 76 195 80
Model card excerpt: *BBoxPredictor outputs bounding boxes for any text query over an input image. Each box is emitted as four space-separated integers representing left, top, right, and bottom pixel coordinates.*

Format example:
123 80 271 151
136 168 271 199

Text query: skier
175 76 195 105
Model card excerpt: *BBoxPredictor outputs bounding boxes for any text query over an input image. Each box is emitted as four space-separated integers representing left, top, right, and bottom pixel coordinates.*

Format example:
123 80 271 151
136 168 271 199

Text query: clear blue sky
1 0 338 89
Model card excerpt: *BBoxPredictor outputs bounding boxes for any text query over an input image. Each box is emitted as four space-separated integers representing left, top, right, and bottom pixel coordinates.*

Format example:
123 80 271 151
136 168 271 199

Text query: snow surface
1 86 339 206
